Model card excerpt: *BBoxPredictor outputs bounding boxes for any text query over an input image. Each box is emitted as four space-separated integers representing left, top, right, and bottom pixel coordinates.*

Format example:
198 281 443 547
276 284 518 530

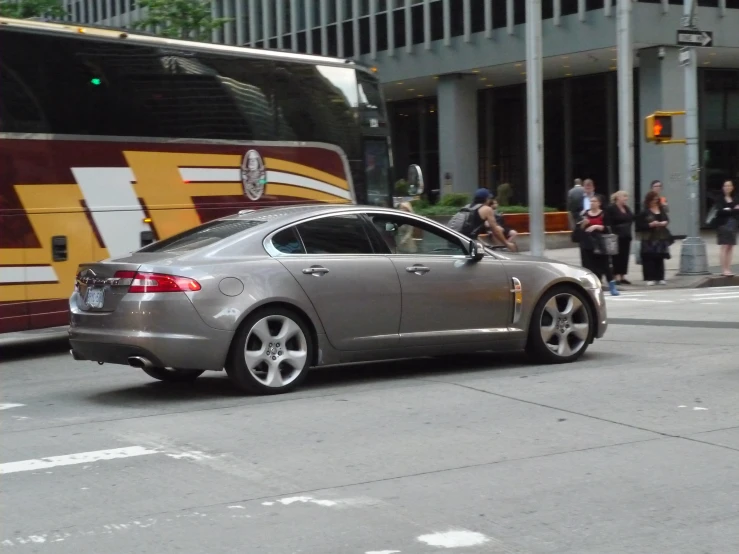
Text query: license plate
85 287 105 309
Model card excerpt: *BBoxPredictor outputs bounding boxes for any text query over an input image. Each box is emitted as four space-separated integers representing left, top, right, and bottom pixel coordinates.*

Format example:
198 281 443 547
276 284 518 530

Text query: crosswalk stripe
0 446 158 475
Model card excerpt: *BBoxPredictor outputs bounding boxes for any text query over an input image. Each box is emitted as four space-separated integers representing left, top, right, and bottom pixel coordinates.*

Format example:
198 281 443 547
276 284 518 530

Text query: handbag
601 228 619 256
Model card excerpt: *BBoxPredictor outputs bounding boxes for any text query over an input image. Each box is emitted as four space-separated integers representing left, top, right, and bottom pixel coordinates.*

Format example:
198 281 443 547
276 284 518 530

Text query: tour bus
0 17 424 336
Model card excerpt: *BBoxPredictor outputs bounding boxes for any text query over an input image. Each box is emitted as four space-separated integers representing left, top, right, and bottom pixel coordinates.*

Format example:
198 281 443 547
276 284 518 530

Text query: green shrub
438 193 471 207
394 179 409 196
411 203 558 217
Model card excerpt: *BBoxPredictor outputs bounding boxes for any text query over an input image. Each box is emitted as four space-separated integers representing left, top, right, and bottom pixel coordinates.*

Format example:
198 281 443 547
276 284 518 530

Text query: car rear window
139 219 264 253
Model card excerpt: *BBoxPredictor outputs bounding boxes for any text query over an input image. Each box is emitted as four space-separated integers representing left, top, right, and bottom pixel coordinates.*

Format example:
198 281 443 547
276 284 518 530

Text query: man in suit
567 178 584 230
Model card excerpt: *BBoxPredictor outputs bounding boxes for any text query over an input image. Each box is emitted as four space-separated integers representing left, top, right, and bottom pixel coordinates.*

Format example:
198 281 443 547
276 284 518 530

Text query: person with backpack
448 189 515 251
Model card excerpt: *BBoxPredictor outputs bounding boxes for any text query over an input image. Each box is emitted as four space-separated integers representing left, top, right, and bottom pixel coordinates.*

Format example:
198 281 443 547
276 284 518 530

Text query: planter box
502 211 570 233
428 212 571 233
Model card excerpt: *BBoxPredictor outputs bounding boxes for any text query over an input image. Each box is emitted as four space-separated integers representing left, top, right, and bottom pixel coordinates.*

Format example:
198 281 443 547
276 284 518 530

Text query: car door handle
302 266 330 276
405 265 430 275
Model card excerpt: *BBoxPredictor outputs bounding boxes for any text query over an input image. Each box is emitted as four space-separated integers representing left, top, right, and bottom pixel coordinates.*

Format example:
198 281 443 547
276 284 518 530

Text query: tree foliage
0 0 67 19
132 0 231 41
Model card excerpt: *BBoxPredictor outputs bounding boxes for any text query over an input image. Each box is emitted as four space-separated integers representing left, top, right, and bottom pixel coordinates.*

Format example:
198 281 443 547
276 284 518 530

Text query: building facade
73 0 739 235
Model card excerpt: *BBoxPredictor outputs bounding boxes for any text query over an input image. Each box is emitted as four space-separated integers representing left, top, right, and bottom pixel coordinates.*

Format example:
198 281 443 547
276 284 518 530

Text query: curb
694 275 739 288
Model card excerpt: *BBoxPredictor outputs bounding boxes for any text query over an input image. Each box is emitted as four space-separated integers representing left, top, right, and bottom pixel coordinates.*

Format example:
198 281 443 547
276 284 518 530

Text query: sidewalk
522 232 739 290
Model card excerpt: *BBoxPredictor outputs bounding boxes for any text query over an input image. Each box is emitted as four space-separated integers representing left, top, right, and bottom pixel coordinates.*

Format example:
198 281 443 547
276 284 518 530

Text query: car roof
223 203 400 225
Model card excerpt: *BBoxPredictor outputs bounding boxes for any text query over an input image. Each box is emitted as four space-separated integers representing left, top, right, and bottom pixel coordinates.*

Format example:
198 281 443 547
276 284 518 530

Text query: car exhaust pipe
128 356 153 369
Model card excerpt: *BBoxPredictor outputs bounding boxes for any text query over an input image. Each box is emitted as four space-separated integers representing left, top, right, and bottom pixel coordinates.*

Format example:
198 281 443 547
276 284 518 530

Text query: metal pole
525 0 545 257
616 0 634 207
678 0 709 274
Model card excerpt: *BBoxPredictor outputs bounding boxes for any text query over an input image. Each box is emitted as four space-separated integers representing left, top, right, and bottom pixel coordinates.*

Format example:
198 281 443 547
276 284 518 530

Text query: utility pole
678 0 709 275
616 0 634 206
525 0 545 257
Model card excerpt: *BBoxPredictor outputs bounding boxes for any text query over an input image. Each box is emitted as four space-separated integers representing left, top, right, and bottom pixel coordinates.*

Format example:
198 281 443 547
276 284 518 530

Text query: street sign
676 29 713 47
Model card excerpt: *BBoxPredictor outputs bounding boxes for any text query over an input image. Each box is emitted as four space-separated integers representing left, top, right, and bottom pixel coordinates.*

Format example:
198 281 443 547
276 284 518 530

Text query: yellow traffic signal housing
645 114 673 142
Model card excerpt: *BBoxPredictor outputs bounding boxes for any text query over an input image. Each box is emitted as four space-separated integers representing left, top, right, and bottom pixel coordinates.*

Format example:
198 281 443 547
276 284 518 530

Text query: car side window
271 227 306 254
369 215 467 256
295 215 374 254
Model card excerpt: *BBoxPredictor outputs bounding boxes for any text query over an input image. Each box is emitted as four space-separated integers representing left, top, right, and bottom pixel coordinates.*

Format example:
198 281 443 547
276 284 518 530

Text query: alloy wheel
244 315 308 388
539 293 590 358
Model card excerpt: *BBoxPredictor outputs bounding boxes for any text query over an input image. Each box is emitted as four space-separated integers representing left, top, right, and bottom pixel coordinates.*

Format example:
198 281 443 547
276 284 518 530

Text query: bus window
357 72 387 129
272 63 360 158
363 139 392 207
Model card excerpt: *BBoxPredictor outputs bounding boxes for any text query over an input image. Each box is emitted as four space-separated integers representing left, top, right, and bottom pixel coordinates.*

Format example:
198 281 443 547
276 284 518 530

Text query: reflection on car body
69 204 608 395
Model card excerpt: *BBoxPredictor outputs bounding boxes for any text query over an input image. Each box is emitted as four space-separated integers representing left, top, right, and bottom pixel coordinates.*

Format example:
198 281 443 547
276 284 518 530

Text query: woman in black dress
605 190 635 285
715 180 738 277
636 191 672 286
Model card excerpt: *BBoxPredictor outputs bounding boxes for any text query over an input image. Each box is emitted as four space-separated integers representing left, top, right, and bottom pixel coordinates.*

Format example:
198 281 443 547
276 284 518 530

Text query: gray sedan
69 204 607 394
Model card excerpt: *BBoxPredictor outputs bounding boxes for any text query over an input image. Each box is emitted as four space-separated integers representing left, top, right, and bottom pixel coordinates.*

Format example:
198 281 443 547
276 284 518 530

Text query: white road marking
260 495 377 509
0 446 158 475
693 294 739 301
0 403 26 410
228 505 245 509
417 530 491 548
693 407 709 411
366 551 401 554
73 167 151 257
608 298 674 303
0 266 58 284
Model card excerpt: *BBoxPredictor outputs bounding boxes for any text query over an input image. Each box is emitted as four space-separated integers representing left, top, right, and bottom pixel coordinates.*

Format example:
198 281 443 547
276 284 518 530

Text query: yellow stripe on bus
265 158 350 191
265 184 351 204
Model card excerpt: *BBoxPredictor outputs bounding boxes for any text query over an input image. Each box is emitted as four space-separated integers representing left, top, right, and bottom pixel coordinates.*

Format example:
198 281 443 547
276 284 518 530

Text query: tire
226 307 314 395
526 285 595 364
142 367 204 383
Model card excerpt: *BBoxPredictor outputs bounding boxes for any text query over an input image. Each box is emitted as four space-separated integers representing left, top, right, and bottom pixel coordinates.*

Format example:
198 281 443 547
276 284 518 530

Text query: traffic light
645 114 673 142
90 78 101 86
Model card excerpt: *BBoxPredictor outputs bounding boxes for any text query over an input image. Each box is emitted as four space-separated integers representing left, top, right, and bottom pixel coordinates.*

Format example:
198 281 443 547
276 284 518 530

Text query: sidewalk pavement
522 232 739 291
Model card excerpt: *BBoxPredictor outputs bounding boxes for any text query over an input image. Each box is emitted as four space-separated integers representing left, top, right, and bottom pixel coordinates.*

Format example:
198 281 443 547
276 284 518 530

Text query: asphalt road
2 288 738 554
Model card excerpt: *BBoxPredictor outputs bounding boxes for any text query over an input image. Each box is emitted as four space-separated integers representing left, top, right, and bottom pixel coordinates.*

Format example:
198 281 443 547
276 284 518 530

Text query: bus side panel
0 214 30 333
24 211 95 331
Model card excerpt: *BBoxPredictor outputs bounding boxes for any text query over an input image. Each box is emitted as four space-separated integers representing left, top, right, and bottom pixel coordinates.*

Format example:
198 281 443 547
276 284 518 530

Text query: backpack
447 203 483 238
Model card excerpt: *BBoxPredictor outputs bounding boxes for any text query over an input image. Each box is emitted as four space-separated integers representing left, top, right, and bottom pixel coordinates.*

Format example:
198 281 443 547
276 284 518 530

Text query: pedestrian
448 188 515 251
605 190 635 285
636 190 672 286
651 180 669 212
489 197 518 249
579 195 620 296
714 180 738 277
567 178 584 233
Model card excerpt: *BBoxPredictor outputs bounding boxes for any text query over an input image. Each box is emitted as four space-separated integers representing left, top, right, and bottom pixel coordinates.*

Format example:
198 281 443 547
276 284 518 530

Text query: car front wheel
526 285 594 364
226 307 314 395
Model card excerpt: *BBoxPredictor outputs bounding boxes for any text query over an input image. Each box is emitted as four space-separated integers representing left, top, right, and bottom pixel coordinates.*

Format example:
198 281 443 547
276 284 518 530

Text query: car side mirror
407 164 425 196
385 222 398 233
469 240 484 261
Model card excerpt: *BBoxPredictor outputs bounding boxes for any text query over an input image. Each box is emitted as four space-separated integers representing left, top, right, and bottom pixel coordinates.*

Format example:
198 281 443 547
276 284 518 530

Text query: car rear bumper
68 292 234 371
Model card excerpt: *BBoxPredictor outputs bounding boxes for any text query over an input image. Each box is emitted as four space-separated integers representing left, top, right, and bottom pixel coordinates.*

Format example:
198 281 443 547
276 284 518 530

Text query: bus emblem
240 149 267 201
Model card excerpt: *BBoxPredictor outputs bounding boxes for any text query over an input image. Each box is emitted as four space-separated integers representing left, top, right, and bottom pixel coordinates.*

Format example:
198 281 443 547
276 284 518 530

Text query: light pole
678 0 709 275
616 0 634 207
525 0 545 257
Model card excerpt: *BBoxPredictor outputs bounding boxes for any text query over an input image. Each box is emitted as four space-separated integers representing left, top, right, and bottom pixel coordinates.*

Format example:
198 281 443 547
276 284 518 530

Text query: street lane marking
608 298 674 303
0 446 158 475
417 530 491 548
609 318 739 329
0 403 25 410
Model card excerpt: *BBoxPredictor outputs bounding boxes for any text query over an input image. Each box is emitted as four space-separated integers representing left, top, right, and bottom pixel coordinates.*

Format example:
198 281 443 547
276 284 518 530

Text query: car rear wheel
526 285 594 364
141 367 204 383
226 308 313 395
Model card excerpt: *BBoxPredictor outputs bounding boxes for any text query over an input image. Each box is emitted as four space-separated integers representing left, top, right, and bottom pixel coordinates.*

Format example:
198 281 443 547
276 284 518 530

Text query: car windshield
139 219 265 253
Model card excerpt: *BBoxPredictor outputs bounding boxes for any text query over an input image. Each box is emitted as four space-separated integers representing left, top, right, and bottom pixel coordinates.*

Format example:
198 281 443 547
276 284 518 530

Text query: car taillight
113 271 201 293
